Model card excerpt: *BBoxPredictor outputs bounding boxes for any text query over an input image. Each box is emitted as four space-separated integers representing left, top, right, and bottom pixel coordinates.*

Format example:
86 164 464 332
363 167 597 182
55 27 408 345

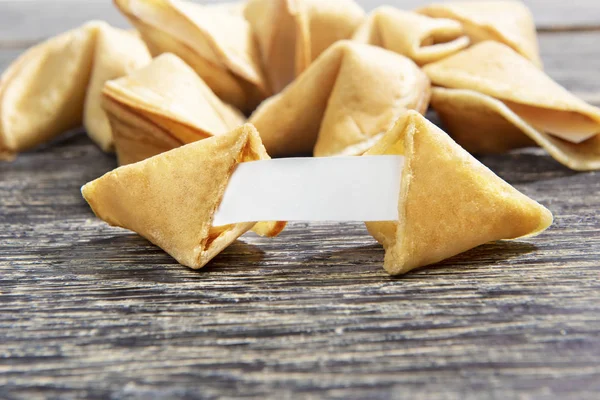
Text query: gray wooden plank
540 31 600 101
0 132 599 399
3 31 600 103
0 0 599 44
1 2 600 398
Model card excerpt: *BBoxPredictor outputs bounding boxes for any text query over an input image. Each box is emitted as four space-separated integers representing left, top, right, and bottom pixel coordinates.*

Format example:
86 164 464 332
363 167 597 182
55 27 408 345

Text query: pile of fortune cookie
2 0 598 276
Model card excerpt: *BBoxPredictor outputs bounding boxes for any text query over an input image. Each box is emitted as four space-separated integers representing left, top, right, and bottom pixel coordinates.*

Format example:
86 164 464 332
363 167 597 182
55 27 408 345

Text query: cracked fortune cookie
424 41 600 171
353 7 469 65
365 111 553 275
249 41 430 157
102 53 246 166
417 0 542 68
0 21 151 159
114 0 269 112
82 124 286 269
244 0 365 93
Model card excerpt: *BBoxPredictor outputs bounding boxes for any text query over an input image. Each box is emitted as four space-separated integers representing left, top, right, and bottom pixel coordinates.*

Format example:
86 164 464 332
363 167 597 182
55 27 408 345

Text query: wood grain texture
1 1 600 399
1 135 599 399
0 0 599 45
539 31 600 101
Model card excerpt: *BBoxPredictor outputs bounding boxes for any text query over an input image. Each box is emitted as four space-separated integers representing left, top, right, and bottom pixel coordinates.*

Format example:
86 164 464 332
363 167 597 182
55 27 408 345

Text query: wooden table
1 1 599 398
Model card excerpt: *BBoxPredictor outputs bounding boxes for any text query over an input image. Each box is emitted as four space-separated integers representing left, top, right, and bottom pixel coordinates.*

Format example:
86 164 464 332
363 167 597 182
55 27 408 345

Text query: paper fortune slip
82 113 553 275
212 156 404 226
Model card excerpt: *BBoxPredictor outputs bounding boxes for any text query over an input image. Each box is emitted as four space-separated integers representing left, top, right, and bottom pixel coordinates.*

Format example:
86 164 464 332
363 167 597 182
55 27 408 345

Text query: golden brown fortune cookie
0 21 151 160
365 111 553 276
103 53 245 166
417 0 542 68
114 0 268 113
244 0 365 93
82 124 286 269
249 41 430 157
424 41 600 171
352 7 469 66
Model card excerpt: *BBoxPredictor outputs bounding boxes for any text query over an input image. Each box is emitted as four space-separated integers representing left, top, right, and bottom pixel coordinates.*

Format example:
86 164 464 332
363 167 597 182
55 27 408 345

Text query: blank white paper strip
212 156 404 226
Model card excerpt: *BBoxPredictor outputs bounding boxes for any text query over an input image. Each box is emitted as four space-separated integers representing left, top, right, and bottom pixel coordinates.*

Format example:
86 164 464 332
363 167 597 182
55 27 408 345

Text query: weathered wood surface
1 1 600 399
2 137 600 400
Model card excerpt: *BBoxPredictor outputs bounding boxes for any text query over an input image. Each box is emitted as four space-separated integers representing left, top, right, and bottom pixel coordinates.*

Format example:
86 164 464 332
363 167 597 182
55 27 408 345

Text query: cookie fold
0 21 151 159
424 41 600 171
114 0 268 112
353 7 469 65
249 41 430 157
417 0 541 67
244 0 365 93
365 111 553 275
82 124 285 269
103 53 245 165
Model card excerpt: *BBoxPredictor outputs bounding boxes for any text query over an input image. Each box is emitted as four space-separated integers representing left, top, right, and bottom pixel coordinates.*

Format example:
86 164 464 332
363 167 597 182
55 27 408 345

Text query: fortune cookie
417 0 542 68
353 7 469 65
114 0 268 112
0 21 151 159
245 0 365 93
365 111 553 275
424 42 600 171
82 124 285 269
249 41 430 157
103 53 245 165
